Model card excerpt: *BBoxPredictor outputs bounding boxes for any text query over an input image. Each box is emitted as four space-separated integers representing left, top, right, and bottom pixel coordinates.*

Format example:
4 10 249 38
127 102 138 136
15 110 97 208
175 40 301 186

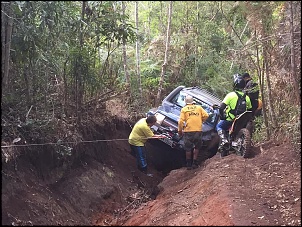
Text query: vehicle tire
246 120 254 135
206 133 220 155
235 128 251 158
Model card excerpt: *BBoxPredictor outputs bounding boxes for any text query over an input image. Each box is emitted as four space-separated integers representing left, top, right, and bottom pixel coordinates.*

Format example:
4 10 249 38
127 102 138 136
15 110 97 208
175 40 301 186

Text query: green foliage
55 140 72 158
7 1 137 106
251 116 266 143
3 1 300 148
277 103 301 149
142 76 160 89
253 102 301 151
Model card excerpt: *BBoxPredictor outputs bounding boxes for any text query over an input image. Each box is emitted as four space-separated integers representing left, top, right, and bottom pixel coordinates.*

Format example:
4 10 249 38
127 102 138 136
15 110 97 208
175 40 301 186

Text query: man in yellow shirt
178 95 209 170
129 115 164 174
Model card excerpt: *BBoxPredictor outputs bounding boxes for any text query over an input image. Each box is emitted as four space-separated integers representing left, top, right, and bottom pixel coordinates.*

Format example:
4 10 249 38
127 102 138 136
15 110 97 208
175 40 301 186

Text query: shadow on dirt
245 144 261 159
1 117 183 225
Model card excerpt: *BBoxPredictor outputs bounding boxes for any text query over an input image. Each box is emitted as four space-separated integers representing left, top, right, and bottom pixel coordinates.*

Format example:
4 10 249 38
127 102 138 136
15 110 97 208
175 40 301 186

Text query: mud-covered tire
205 133 220 157
246 121 254 135
236 128 251 158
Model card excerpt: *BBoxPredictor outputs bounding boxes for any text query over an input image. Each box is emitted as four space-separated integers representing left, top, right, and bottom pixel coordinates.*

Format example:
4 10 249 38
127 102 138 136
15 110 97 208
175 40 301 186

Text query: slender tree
2 2 13 89
289 1 300 104
156 1 172 106
1 2 6 86
122 2 131 96
135 1 142 98
263 44 278 130
195 2 199 79
256 43 270 139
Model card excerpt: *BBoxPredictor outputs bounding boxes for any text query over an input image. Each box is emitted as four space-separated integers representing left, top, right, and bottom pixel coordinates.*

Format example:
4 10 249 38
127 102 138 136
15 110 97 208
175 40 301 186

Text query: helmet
233 74 245 90
185 95 194 104
233 73 242 81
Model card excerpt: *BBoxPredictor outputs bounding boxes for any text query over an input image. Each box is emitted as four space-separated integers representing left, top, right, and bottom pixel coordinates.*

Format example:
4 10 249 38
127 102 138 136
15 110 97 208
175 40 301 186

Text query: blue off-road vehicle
147 86 222 161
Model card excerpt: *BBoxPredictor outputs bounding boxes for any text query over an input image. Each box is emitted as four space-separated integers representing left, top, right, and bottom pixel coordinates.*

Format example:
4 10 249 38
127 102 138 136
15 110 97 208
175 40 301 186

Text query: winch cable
1 118 168 149
1 136 166 149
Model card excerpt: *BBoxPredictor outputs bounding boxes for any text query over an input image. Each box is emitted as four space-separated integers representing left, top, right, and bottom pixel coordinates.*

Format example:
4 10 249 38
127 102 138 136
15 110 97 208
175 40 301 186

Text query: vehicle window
171 92 186 107
194 100 216 125
171 91 217 125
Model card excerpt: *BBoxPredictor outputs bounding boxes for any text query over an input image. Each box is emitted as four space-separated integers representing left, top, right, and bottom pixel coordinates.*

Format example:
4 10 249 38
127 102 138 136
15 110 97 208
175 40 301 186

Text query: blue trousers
130 145 147 169
216 120 233 132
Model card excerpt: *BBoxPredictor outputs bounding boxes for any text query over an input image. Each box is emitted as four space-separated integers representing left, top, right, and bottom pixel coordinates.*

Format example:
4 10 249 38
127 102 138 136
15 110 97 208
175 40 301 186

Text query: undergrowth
253 103 301 153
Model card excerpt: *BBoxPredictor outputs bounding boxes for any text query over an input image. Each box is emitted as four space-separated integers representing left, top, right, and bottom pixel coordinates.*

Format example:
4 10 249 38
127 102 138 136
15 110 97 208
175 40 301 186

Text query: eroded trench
1 117 190 226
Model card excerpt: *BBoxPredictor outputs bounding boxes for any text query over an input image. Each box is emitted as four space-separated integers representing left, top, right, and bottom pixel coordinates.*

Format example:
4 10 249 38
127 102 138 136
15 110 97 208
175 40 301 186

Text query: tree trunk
255 39 270 140
159 2 163 34
156 1 172 106
1 5 6 80
263 38 278 129
147 1 152 42
260 61 270 140
63 59 69 117
195 2 199 79
76 1 86 125
135 1 142 98
289 1 300 104
2 2 13 89
122 1 131 97
263 51 278 129
23 67 31 110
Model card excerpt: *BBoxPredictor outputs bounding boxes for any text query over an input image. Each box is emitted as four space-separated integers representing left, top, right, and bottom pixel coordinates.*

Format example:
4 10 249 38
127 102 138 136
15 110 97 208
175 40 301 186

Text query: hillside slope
122 141 301 226
1 99 301 226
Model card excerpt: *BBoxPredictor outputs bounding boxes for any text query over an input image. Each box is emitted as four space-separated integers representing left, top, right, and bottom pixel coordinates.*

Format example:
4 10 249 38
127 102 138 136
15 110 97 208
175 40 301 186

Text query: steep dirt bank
1 107 301 226
1 117 166 226
122 141 301 226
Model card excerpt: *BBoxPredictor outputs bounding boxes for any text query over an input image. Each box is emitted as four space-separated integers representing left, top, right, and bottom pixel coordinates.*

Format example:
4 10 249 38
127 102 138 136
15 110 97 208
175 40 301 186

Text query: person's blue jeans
129 145 147 171
216 120 233 132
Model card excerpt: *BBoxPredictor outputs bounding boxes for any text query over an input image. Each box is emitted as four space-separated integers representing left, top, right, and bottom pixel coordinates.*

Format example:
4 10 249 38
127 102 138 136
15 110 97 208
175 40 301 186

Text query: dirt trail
1 118 301 226
121 142 301 226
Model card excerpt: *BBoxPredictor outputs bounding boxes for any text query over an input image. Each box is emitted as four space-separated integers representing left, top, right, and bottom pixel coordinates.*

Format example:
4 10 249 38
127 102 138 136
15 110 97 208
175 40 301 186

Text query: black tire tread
236 128 251 158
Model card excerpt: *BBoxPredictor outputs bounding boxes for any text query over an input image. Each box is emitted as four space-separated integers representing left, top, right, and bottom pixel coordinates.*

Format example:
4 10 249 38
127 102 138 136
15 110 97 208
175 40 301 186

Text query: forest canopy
1 1 301 149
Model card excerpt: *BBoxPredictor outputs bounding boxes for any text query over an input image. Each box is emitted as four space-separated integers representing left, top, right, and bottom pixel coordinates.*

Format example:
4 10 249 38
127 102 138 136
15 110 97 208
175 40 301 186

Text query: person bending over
128 115 164 174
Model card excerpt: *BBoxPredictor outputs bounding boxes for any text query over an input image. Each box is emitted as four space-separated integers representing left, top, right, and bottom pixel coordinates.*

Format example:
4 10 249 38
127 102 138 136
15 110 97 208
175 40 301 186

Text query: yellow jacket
128 118 154 146
178 104 209 132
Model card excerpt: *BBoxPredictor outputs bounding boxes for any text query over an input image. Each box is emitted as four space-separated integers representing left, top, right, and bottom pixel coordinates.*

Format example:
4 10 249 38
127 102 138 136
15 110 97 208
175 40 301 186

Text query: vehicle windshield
173 91 217 125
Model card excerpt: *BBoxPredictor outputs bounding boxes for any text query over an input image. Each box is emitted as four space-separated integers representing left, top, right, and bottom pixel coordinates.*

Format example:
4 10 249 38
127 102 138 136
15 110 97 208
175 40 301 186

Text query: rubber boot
186 159 192 170
192 160 199 169
217 130 229 157
220 147 228 157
